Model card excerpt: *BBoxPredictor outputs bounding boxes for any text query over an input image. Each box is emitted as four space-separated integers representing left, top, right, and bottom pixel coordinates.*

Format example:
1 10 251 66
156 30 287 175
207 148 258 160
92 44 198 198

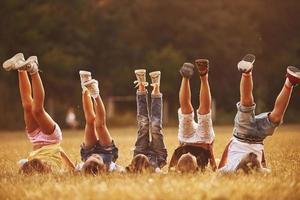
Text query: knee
86 114 96 125
269 114 282 124
22 102 33 112
32 106 44 117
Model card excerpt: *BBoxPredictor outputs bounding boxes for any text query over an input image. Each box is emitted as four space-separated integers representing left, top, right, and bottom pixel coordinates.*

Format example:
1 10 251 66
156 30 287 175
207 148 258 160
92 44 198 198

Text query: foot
149 71 161 87
180 63 194 79
286 66 300 86
237 54 255 73
18 56 39 75
195 59 209 76
79 70 92 91
134 69 148 88
83 79 99 98
2 53 25 71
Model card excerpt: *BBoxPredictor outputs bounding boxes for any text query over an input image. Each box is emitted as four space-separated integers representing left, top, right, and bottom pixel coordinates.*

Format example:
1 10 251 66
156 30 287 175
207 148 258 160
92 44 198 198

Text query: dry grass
0 125 300 200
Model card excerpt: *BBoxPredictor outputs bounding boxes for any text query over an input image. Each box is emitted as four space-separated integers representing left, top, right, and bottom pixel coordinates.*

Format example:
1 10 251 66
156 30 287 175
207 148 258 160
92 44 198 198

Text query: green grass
0 125 300 200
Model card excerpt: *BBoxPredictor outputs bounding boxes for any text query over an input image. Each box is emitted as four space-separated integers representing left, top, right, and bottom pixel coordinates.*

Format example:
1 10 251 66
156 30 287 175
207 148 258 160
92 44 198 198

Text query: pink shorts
26 124 62 146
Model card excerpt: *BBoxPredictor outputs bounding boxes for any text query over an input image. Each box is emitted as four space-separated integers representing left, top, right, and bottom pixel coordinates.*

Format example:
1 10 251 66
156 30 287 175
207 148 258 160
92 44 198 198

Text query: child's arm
208 144 217 171
218 140 232 169
261 150 267 168
60 151 76 171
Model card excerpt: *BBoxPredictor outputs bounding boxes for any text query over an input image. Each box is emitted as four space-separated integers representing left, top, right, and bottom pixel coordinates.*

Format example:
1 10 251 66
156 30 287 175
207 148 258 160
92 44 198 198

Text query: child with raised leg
126 70 168 173
218 54 300 173
76 71 121 175
169 59 217 173
2 53 75 174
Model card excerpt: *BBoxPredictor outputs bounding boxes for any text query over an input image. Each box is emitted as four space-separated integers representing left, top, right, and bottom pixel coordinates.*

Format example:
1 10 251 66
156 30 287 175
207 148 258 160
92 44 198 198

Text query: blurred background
0 0 299 129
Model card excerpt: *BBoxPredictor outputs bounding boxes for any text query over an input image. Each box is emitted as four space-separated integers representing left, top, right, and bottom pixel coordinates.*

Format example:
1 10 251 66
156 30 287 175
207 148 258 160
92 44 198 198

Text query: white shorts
26 124 62 146
178 108 215 144
218 138 264 173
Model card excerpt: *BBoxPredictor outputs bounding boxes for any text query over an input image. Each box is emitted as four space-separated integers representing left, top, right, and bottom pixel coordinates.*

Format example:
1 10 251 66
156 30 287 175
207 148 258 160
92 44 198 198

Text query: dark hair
126 154 152 173
82 160 107 175
195 149 210 172
176 153 198 173
19 159 52 175
236 152 261 174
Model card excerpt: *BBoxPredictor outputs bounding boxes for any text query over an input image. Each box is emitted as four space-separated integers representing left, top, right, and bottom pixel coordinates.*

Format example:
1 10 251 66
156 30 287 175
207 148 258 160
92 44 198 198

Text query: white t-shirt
218 137 264 173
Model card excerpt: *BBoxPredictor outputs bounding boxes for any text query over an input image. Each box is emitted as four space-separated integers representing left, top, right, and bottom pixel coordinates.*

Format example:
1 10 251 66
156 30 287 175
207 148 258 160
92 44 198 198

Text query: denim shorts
233 102 280 143
80 141 118 165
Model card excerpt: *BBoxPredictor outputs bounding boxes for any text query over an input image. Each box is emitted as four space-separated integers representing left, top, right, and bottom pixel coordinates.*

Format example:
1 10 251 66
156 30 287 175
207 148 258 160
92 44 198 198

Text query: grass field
0 125 299 200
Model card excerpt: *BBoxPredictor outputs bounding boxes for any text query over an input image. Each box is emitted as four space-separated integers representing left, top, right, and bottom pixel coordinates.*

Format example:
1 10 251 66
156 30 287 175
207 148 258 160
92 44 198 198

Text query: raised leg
198 74 211 115
240 73 254 107
179 77 193 114
94 94 113 146
133 84 150 157
18 71 38 132
269 79 293 124
30 72 56 135
149 84 167 168
82 91 97 146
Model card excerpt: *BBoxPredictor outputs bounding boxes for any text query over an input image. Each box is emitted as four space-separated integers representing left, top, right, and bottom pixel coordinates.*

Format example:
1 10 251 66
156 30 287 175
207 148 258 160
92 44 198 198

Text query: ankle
242 72 252 77
284 78 293 89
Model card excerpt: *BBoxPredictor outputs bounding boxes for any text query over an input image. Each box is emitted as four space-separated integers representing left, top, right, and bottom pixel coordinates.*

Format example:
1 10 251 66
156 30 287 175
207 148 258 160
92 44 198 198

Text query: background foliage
0 0 299 129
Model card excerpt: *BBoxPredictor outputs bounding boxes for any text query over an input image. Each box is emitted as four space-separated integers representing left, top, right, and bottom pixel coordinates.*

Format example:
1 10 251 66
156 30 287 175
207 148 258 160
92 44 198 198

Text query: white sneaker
18 56 39 74
2 53 25 71
237 54 255 73
149 71 161 87
83 79 99 98
79 70 92 91
134 69 148 88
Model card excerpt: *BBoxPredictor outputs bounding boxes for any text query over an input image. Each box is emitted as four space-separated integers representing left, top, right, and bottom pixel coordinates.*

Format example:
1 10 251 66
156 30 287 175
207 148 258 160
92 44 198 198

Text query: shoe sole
238 54 256 72
242 54 255 63
180 63 194 78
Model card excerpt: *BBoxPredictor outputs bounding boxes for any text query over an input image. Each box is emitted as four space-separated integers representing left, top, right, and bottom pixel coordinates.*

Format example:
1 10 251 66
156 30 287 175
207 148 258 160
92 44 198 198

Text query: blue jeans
133 91 167 168
233 102 280 143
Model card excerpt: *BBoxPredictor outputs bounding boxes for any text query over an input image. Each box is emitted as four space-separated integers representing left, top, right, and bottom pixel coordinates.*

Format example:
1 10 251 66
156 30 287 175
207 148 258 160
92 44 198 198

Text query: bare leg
269 79 293 124
94 95 113 145
82 91 97 146
31 72 56 135
240 73 254 106
18 71 39 132
179 78 193 114
198 74 211 115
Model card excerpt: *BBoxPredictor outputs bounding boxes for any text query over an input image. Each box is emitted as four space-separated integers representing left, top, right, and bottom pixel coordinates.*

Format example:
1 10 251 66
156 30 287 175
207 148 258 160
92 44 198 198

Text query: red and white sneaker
149 71 161 87
287 66 300 86
237 54 255 73
195 59 209 76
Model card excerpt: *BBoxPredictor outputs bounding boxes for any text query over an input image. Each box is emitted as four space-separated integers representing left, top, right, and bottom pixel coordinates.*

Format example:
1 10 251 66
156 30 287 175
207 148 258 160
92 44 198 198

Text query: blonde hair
176 153 198 173
82 159 107 175
126 154 152 173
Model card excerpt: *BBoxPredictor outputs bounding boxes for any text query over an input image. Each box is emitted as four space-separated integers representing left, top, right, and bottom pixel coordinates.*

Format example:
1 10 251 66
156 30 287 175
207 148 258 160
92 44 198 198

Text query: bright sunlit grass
0 125 299 200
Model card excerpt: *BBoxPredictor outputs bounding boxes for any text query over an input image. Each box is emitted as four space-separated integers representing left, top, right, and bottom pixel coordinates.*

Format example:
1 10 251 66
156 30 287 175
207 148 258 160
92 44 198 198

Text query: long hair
19 159 52 175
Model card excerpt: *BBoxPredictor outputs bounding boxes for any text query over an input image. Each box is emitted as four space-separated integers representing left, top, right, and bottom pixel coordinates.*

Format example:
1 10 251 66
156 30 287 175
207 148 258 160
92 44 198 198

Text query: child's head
126 154 152 173
236 152 261 174
176 153 198 173
19 159 52 175
82 154 107 175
